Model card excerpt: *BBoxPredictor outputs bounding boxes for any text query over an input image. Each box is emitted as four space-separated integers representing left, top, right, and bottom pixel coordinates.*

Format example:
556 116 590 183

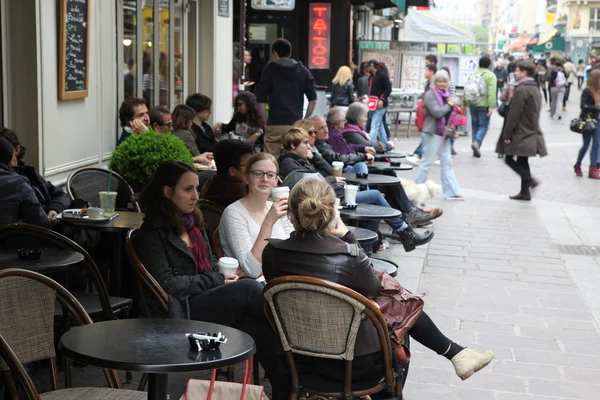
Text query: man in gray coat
496 61 548 201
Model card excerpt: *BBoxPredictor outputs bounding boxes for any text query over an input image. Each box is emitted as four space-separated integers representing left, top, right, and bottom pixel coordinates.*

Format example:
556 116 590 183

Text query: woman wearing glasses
219 153 294 278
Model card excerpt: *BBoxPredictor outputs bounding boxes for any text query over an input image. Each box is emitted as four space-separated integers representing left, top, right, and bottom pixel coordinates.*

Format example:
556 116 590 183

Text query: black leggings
564 83 572 107
505 155 531 191
410 311 462 358
541 87 548 103
578 76 585 90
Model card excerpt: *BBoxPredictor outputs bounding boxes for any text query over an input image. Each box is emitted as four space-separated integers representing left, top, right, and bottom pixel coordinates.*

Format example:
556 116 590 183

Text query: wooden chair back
263 275 398 399
0 269 122 395
66 167 140 212
125 228 168 318
197 199 225 238
0 224 114 321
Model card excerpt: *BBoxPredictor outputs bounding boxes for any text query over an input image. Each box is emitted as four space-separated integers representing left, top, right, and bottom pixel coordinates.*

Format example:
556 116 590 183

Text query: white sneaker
451 348 494 380
405 156 421 166
434 160 440 165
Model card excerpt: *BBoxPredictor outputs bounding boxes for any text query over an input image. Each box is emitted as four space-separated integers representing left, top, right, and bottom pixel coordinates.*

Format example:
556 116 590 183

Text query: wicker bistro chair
0 269 145 400
263 276 402 400
66 167 141 212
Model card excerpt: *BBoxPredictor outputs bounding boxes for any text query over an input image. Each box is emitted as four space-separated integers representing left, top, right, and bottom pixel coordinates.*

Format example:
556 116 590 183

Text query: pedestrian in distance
496 61 547 201
365 60 392 144
330 66 356 109
465 56 497 158
563 58 577 111
549 59 568 120
574 69 600 179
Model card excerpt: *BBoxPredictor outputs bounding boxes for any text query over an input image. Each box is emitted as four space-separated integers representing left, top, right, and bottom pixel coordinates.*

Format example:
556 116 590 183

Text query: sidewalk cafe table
0 248 83 274
347 226 378 246
59 211 144 295
59 319 255 400
370 257 399 277
343 173 400 187
339 204 402 222
373 152 406 161
368 162 413 172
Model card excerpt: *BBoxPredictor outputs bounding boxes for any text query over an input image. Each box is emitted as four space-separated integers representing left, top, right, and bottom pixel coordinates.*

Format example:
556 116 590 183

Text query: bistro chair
197 199 225 238
66 167 141 212
263 276 402 400
0 269 144 399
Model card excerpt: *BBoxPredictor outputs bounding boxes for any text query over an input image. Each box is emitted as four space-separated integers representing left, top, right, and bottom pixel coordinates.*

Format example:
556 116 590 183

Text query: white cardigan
219 200 294 278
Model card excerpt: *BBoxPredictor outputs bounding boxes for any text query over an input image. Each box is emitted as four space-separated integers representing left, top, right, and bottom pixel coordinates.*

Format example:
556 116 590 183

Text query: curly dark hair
234 91 264 129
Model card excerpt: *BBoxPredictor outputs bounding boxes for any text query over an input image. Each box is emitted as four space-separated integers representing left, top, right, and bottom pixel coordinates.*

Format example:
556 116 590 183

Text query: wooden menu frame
58 0 91 100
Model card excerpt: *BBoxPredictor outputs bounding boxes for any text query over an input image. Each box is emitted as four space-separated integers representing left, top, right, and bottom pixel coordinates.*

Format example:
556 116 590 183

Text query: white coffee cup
218 257 239 276
344 185 359 205
335 198 341 209
87 207 104 219
332 161 344 177
271 186 290 200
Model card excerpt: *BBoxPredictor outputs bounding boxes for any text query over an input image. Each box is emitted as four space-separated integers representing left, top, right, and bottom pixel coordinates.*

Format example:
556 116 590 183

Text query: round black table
60 211 144 295
348 226 378 245
339 204 402 221
59 319 255 400
370 257 399 277
0 248 83 274
343 173 400 187
369 162 413 171
373 152 407 161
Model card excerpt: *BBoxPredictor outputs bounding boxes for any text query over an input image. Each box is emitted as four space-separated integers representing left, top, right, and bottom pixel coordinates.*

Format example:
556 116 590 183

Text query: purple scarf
432 88 451 135
181 213 213 272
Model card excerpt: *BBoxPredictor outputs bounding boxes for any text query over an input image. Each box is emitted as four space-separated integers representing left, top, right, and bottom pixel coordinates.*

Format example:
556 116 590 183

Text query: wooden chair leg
137 373 148 391
253 357 260 385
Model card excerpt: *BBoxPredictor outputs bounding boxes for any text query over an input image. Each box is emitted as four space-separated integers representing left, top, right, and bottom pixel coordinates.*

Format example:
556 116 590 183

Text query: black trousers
505 155 531 191
563 83 572 107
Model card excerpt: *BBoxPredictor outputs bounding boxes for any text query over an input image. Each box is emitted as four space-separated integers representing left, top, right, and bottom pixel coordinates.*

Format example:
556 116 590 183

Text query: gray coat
173 129 201 157
422 90 452 136
496 81 548 158
134 215 224 319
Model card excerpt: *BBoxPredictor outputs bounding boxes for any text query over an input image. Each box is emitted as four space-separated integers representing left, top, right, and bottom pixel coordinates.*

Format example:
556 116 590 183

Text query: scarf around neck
515 76 535 86
432 87 451 135
181 213 213 272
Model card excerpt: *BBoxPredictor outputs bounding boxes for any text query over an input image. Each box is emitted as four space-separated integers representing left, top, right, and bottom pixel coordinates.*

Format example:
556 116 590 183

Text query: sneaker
396 225 434 252
405 156 421 166
471 142 481 158
451 148 457 155
434 160 440 165
451 349 494 380
445 195 465 201
563 106 567 112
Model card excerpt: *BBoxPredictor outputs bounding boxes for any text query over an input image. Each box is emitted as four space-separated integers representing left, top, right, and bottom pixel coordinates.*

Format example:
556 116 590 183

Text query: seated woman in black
134 160 287 398
262 179 493 392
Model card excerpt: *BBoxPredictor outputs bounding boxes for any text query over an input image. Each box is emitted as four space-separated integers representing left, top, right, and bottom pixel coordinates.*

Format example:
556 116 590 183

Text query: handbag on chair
180 359 268 400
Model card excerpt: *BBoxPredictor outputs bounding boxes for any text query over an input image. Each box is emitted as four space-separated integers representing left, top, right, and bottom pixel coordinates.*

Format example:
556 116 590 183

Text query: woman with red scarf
135 161 289 399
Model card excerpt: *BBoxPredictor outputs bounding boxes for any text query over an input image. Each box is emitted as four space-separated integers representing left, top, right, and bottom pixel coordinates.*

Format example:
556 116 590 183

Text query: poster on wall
400 54 424 90
362 51 399 87
251 0 295 11
458 56 479 87
440 57 459 85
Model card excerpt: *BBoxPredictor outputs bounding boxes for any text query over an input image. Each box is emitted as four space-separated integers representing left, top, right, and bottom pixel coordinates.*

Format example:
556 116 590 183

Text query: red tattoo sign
309 3 331 69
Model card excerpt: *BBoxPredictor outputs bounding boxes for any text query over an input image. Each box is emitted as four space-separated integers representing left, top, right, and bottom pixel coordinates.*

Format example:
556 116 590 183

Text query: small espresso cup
87 207 104 219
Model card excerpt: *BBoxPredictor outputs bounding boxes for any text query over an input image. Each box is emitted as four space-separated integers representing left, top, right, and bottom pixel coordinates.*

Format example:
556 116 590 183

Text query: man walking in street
494 61 508 100
408 55 437 164
466 56 497 158
256 38 317 157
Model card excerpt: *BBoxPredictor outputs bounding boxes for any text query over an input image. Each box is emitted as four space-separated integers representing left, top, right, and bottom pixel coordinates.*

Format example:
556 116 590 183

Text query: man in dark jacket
494 61 508 100
0 138 50 228
117 97 149 146
256 38 317 157
366 60 392 144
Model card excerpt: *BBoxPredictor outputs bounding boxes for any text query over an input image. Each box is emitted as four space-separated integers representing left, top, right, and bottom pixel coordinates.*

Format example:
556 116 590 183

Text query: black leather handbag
498 102 509 118
570 114 597 135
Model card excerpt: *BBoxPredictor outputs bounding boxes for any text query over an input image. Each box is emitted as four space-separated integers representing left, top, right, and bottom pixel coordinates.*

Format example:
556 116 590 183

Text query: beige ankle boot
451 348 494 380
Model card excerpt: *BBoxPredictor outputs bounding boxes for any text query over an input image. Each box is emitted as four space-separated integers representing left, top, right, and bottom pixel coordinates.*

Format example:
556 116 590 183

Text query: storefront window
173 1 184 105
123 1 137 100
158 1 170 107
142 1 154 106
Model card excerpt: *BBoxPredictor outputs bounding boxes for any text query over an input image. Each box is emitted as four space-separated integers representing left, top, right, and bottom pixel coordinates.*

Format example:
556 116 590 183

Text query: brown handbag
374 270 424 362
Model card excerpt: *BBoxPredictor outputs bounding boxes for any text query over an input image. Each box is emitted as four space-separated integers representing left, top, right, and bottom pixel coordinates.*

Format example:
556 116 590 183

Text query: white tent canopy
402 11 475 44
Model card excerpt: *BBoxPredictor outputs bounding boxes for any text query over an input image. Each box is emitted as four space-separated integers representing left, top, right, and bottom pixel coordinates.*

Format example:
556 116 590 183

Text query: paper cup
344 185 359 205
332 161 344 177
271 186 290 200
218 257 239 276
87 207 104 219
99 191 117 216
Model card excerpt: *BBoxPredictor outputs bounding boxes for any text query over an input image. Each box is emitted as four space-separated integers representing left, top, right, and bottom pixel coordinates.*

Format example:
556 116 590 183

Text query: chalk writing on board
63 0 88 93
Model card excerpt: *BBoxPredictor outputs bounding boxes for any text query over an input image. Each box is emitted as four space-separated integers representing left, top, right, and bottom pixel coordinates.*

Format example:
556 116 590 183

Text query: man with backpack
465 56 497 158
549 60 568 120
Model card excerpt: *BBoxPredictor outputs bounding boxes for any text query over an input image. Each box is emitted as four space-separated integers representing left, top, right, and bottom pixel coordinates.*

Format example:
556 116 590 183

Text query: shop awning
507 35 532 52
538 29 558 45
530 36 565 53
350 0 406 11
403 10 475 43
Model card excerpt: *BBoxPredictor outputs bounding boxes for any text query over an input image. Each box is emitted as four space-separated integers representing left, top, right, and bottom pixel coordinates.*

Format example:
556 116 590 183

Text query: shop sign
308 3 331 69
218 0 229 17
360 41 390 50
251 0 295 11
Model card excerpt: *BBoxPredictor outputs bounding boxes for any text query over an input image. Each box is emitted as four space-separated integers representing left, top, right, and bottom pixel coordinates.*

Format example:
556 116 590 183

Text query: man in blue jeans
468 56 497 158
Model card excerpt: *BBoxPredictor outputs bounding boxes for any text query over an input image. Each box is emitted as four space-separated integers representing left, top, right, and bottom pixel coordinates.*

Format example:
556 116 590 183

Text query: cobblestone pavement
385 91 600 399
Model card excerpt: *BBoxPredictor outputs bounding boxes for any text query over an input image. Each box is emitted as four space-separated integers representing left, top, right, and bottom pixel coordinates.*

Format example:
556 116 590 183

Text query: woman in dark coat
496 61 548 201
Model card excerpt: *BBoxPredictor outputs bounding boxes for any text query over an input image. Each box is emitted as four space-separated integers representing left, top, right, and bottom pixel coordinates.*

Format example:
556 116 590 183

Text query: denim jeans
369 108 388 144
470 106 491 146
576 122 600 165
413 140 423 157
355 189 404 232
415 133 461 197
344 163 369 174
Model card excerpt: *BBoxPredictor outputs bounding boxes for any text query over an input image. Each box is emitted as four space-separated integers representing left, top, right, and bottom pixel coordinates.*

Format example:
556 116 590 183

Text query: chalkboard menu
58 0 90 100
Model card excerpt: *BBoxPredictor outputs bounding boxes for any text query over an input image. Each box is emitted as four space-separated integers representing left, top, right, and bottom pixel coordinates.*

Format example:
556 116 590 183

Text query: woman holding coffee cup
134 161 288 398
219 153 294 278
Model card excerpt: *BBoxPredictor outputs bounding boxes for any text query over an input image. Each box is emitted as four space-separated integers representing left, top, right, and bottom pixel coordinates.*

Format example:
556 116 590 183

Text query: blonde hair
281 127 310 150
245 152 278 175
332 66 353 86
289 178 336 232
293 119 315 132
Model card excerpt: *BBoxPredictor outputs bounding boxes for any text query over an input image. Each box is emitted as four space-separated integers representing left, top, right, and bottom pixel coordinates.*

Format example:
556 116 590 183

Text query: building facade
563 0 600 62
0 0 234 185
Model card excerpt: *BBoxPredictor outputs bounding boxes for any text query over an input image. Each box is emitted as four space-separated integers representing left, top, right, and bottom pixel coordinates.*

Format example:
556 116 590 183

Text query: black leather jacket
331 82 356 107
263 230 382 357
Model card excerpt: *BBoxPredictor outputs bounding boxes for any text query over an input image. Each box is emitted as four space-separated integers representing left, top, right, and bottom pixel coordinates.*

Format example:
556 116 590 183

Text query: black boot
509 186 531 201
397 225 434 252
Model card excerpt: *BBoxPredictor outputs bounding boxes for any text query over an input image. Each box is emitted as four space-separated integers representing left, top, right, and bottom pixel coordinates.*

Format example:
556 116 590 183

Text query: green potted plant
109 130 194 192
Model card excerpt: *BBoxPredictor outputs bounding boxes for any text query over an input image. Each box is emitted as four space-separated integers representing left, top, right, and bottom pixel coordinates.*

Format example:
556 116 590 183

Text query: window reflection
174 1 184 105
123 1 137 100
142 2 154 106
159 2 170 107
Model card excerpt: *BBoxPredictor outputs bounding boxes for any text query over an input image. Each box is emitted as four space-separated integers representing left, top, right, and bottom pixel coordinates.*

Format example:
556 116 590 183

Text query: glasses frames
249 170 278 180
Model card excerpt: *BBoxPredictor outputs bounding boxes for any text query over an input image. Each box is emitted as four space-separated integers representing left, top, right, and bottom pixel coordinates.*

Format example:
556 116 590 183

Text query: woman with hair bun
263 178 493 393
